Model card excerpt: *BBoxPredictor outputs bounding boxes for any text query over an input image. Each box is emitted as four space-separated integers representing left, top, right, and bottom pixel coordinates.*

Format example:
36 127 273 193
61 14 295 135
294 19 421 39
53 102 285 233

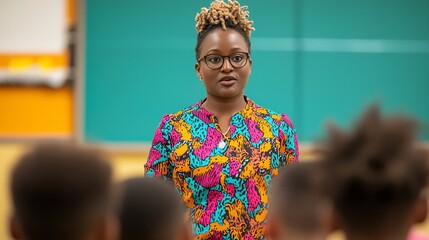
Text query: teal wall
84 0 429 143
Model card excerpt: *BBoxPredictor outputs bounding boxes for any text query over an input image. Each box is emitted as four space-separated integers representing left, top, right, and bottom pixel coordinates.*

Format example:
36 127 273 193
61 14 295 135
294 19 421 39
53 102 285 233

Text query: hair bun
195 0 255 37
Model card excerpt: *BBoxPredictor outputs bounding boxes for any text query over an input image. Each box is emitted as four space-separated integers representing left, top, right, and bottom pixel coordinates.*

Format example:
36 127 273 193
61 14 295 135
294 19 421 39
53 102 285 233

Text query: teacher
145 1 299 239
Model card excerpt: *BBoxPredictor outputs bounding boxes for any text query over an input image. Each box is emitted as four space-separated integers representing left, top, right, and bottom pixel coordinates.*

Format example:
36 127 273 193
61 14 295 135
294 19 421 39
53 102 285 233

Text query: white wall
0 0 66 53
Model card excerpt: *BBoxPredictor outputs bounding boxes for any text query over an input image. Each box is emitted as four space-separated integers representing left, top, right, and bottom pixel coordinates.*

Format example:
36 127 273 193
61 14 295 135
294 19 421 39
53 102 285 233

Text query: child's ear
413 197 428 224
179 220 193 240
265 215 280 240
328 210 341 233
10 215 23 240
320 202 339 233
179 212 193 240
95 214 119 240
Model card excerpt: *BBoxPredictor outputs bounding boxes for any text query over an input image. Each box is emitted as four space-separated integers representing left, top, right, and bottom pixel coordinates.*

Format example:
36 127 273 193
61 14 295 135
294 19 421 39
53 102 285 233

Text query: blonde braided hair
195 0 255 37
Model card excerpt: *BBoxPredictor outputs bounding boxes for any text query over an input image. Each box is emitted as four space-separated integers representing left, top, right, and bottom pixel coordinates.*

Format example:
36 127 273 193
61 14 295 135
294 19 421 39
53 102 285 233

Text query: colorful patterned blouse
145 97 299 239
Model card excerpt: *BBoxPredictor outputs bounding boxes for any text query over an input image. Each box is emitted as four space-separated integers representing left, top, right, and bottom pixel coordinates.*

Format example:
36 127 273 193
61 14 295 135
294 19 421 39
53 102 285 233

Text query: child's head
10 144 116 240
269 161 332 240
117 177 191 240
323 107 429 238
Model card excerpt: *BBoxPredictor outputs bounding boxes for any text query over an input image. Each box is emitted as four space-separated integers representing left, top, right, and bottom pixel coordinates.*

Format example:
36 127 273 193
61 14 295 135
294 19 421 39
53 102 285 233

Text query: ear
179 212 193 240
328 211 341 233
179 220 193 240
94 214 119 240
265 215 280 240
248 58 252 75
195 63 202 80
413 197 428 224
10 215 22 240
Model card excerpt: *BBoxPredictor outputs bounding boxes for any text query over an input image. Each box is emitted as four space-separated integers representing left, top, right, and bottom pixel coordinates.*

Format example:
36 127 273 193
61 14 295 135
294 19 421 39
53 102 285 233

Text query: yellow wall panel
67 0 76 27
0 86 73 136
0 54 68 69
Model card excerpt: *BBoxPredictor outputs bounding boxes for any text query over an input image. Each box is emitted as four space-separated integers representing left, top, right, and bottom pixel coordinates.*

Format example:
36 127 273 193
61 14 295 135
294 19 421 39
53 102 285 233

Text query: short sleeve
144 114 174 179
278 113 299 164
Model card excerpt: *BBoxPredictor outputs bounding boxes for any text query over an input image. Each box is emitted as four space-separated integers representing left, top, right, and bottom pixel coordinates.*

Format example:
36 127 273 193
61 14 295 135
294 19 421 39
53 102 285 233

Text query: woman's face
195 28 252 100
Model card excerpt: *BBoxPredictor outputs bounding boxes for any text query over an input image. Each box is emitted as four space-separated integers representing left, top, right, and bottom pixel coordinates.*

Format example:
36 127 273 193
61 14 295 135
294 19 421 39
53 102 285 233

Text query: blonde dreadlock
195 0 255 37
194 0 255 60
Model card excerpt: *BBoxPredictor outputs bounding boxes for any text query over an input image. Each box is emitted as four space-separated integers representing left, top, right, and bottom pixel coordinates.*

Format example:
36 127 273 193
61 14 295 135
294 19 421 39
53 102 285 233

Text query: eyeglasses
197 52 250 70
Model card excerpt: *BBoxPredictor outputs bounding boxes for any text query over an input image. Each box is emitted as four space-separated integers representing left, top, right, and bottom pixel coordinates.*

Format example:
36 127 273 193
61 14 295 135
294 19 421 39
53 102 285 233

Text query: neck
203 94 247 116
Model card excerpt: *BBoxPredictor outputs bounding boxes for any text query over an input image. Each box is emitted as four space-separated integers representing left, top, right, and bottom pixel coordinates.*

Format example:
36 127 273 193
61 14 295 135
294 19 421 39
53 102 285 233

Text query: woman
144 1 299 239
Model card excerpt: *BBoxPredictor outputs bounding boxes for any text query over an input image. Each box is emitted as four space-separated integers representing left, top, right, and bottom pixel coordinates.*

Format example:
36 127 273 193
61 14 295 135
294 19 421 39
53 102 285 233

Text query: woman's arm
278 113 299 165
144 114 174 179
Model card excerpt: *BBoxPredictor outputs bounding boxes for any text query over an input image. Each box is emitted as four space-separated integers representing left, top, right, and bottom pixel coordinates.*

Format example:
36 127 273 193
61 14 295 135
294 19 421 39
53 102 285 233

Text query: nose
221 56 233 73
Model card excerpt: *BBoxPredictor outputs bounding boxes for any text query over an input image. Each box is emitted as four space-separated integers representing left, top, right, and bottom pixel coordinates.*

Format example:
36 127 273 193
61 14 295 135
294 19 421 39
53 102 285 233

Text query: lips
218 76 237 87
219 75 237 82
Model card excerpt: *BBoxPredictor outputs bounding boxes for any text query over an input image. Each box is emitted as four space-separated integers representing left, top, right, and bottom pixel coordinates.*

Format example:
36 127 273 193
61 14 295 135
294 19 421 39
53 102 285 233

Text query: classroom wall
83 0 429 144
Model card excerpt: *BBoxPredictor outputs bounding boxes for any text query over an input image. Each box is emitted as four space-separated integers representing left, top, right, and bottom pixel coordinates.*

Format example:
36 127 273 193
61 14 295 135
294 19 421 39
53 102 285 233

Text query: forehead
199 28 248 55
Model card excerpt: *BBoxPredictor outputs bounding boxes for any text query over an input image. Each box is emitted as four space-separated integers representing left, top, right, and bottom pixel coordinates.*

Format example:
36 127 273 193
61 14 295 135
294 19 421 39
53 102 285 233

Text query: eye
207 55 222 64
231 54 244 62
